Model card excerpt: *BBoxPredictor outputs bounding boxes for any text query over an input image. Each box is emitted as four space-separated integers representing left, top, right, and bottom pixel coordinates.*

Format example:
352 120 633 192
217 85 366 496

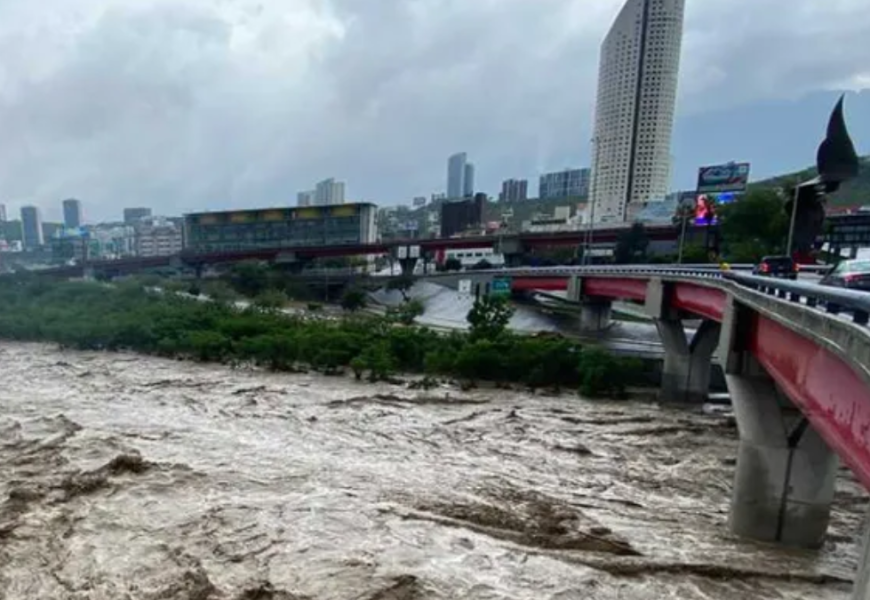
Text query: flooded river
0 341 866 599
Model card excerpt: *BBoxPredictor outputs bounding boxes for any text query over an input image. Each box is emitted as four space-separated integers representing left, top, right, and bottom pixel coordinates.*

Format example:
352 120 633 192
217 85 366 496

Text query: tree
443 257 462 272
718 188 789 262
392 299 425 325
386 274 415 301
614 222 650 264
202 281 239 306
228 262 271 298
253 289 287 312
341 287 367 312
466 295 514 341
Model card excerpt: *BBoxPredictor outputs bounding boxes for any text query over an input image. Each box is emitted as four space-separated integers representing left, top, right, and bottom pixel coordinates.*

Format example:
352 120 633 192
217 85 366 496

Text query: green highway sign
491 277 512 297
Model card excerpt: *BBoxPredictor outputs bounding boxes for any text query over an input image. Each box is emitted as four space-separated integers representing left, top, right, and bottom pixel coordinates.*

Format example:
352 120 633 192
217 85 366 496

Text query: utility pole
584 136 601 266
785 184 801 259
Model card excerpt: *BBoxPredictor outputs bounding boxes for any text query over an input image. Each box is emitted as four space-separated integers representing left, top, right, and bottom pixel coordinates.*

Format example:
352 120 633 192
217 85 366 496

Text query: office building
0 204 6 222
89 225 136 258
500 179 529 202
297 190 315 207
589 0 685 222
20 205 44 249
412 196 427 208
539 169 591 200
447 152 477 199
183 203 378 254
51 229 90 264
314 178 346 206
123 207 152 225
62 198 83 229
134 217 184 257
464 163 475 197
440 194 485 238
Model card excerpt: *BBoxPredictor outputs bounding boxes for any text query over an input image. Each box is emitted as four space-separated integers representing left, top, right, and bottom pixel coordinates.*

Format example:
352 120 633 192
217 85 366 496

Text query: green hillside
752 155 870 207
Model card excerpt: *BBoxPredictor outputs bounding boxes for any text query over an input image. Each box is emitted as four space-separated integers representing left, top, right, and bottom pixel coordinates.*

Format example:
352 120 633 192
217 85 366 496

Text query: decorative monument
786 95 860 260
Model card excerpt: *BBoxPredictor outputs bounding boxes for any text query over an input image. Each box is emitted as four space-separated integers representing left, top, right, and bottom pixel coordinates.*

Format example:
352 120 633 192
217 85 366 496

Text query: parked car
819 259 870 291
752 256 798 279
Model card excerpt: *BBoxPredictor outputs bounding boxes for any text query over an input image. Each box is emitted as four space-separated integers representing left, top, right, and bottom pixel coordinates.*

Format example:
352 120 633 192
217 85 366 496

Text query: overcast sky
0 0 868 222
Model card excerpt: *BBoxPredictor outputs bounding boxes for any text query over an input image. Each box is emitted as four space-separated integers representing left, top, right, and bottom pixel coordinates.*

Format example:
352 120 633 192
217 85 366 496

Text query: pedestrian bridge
426 264 870 597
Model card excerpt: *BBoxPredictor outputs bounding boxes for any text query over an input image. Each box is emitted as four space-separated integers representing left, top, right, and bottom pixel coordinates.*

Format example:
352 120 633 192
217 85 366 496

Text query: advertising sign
696 162 751 194
694 191 738 226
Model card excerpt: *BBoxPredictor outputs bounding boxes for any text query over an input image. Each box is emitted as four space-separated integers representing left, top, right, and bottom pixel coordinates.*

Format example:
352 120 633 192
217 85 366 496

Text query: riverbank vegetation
0 278 648 398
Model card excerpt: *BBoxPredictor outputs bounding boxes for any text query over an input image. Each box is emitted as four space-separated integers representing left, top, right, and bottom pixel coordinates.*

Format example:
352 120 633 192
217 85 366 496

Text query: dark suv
753 256 798 279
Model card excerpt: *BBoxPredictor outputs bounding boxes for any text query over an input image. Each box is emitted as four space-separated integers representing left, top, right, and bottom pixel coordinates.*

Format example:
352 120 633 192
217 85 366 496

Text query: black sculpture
785 95 860 257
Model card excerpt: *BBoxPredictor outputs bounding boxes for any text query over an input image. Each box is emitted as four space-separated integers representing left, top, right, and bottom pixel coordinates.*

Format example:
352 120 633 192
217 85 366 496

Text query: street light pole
677 210 689 264
584 136 601 266
785 184 800 259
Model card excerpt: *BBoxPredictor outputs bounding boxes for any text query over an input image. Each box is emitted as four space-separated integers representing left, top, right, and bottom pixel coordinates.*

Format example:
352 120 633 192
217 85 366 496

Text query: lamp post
584 136 601 266
785 184 800 259
677 208 689 264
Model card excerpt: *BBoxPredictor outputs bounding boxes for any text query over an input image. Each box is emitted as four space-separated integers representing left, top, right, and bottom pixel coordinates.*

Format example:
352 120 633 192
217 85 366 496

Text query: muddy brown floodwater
0 341 866 600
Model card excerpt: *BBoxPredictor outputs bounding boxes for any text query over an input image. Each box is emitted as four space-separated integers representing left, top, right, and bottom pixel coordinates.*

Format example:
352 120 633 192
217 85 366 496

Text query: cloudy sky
0 0 869 222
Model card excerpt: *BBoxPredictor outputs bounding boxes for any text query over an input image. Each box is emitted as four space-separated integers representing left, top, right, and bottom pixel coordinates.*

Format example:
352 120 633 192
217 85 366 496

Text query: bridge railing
431 264 866 326
724 271 870 326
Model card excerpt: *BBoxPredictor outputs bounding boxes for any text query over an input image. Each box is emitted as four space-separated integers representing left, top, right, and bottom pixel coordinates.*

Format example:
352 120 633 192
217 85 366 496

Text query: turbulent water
0 342 866 600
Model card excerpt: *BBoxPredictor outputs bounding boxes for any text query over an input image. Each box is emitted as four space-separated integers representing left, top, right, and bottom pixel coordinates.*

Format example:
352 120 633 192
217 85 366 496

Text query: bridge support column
568 276 612 333
656 318 720 403
398 258 418 277
852 508 870 599
727 366 838 548
579 301 612 333
719 299 837 548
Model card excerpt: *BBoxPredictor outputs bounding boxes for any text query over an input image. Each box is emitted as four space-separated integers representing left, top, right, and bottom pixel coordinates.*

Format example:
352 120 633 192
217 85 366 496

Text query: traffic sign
491 277 512 297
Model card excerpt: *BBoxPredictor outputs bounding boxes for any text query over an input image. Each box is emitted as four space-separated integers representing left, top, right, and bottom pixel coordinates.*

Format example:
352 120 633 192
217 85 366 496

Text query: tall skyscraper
447 153 467 199
589 0 685 222
124 207 152 224
20 205 44 249
63 198 83 229
0 203 6 222
314 178 345 205
463 163 475 197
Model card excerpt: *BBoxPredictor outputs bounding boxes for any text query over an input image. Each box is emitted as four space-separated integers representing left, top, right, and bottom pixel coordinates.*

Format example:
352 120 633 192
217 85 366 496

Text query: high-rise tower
589 0 685 222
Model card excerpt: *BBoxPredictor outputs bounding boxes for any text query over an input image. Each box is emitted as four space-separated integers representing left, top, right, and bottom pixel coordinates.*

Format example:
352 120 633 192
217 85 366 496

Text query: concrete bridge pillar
398 258 418 276
719 298 838 549
579 301 612 333
656 318 720 403
852 508 870 598
568 275 612 333
727 366 838 548
643 278 719 402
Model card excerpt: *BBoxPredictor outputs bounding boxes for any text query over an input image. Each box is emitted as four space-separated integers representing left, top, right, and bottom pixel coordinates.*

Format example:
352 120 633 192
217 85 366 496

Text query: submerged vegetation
0 277 647 398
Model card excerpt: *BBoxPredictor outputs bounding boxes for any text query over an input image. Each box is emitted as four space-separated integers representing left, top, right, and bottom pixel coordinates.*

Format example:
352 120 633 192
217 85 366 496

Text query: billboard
696 162 750 194
694 192 738 226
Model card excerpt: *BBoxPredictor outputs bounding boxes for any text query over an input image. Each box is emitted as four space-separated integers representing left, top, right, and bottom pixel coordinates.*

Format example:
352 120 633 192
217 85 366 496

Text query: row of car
752 256 870 291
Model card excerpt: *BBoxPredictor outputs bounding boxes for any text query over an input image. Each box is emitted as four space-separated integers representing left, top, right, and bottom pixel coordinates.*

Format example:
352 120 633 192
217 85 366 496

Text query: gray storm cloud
0 0 867 221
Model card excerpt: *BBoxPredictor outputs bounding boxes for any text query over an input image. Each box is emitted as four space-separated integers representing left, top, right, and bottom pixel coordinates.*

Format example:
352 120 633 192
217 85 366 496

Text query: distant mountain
752 155 870 207
671 90 870 191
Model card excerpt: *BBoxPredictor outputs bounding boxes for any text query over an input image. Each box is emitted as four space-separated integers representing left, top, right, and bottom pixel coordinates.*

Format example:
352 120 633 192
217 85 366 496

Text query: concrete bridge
423 264 870 595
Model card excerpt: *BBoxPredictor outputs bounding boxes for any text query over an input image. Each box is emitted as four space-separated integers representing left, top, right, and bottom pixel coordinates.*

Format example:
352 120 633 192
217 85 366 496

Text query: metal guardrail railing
428 263 867 327
725 271 870 326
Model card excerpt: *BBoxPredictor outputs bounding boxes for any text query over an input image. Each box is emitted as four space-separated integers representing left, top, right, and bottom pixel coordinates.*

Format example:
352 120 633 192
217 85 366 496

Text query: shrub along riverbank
0 278 650 398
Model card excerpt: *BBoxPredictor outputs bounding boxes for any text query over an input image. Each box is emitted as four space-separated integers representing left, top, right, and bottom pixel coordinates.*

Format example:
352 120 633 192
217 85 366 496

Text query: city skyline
0 1 867 220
